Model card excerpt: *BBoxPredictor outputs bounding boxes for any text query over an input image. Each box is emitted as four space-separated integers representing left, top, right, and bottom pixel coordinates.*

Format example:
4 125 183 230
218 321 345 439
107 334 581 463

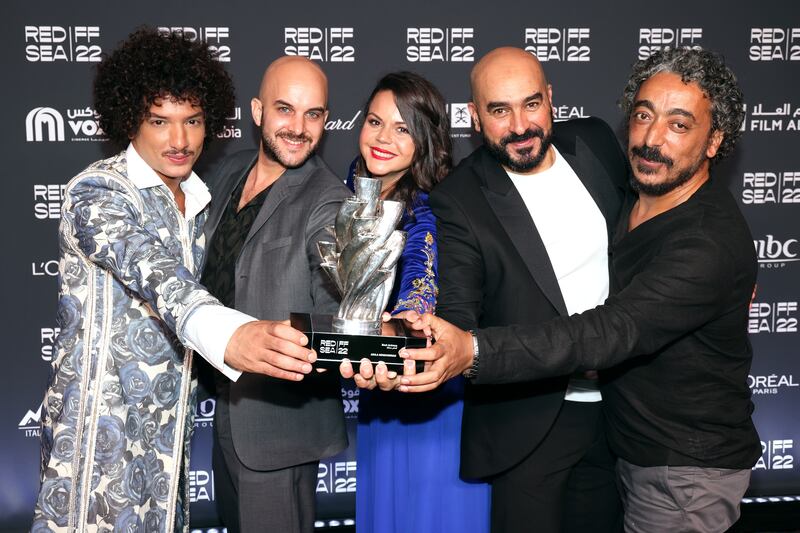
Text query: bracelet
462 329 480 379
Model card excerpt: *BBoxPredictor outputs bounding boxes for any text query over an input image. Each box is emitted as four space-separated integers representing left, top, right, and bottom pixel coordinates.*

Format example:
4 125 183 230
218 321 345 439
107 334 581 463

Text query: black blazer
430 117 629 479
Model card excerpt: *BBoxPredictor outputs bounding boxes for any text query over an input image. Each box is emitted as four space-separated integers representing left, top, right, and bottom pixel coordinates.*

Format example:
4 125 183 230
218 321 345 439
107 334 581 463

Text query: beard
629 142 707 197
484 126 553 173
260 129 317 169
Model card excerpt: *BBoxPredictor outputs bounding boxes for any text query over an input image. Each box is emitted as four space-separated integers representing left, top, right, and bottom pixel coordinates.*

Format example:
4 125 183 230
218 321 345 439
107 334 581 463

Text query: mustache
163 149 194 157
277 131 312 143
500 128 544 146
630 144 673 167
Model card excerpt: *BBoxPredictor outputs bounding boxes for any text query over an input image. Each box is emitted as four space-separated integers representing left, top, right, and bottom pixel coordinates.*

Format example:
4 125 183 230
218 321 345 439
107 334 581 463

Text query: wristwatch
462 329 480 379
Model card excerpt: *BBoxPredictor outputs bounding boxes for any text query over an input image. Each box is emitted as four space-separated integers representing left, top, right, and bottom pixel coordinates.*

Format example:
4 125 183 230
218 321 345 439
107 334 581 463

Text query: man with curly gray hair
399 47 760 532
32 28 319 532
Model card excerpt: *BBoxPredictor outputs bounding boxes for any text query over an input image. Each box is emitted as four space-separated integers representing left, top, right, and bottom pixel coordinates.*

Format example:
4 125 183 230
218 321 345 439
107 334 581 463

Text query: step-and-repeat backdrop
2 0 798 529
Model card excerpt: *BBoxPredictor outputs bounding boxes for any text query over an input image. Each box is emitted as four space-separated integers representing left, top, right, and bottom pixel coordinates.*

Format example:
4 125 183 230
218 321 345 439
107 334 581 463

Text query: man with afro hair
32 27 319 532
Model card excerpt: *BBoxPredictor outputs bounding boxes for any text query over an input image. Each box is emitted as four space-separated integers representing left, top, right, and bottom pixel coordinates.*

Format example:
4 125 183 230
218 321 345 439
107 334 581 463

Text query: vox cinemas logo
19 403 42 438
523 28 590 62
216 107 242 139
749 301 798 334
753 235 799 269
637 28 702 60
25 25 101 62
284 27 354 62
406 28 474 62
749 373 798 395
750 28 800 61
341 386 359 418
40 327 61 362
754 439 794 470
743 102 800 132
742 170 800 205
158 27 231 62
26 106 106 143
34 183 66 220
317 460 356 494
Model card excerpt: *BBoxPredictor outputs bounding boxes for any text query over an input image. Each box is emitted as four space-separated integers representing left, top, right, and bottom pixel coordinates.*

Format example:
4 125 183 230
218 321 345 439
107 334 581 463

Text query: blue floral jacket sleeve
62 171 219 340
392 191 438 314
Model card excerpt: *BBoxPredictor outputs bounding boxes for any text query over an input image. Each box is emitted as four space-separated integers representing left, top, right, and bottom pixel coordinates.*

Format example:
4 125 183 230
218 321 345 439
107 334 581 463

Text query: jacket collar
125 143 211 219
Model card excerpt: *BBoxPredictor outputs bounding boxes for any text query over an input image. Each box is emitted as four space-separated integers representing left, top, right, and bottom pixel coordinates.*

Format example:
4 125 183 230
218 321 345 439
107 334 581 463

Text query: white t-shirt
508 145 608 402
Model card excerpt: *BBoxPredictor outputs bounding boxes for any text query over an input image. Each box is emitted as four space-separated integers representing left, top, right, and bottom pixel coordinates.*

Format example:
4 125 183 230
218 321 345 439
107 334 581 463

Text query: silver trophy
317 176 407 335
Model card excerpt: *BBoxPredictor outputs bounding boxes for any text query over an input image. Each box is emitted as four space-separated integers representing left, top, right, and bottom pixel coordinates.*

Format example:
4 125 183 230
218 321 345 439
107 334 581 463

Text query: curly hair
93 27 235 147
620 47 744 163
356 71 452 208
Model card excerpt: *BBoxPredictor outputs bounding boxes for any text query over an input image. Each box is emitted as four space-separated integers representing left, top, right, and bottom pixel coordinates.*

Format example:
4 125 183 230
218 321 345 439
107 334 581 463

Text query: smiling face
251 57 328 169
130 97 205 186
358 90 415 192
469 48 554 174
627 72 723 197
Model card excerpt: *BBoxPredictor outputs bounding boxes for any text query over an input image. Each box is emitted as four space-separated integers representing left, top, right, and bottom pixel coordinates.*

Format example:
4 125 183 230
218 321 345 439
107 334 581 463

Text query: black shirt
477 180 761 469
202 169 271 307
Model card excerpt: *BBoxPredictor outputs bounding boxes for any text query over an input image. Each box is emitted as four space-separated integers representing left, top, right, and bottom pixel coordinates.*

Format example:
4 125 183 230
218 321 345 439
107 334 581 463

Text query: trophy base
291 313 425 372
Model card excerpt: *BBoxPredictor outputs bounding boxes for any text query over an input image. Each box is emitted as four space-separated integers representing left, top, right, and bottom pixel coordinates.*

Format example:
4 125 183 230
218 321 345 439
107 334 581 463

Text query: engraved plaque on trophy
291 176 426 371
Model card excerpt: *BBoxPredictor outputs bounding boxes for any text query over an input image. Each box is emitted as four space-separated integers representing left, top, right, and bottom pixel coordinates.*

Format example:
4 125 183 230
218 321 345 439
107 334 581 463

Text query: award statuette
291 176 426 371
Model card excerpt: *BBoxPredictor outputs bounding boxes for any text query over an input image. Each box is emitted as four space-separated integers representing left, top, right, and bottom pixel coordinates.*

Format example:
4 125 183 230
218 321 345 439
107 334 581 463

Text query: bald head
467 47 555 174
470 47 547 104
251 56 329 170
259 55 328 104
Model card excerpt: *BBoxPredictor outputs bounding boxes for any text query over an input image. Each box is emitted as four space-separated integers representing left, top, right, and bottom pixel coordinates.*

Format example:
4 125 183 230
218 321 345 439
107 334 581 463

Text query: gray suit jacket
204 149 349 470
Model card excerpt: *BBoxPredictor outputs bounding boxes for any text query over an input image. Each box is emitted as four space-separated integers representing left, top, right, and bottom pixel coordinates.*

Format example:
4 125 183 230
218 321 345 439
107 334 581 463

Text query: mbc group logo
753 235 799 269
26 106 106 143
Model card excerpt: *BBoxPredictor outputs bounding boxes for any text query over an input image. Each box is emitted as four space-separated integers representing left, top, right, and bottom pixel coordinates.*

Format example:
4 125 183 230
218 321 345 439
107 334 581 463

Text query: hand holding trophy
291 176 426 370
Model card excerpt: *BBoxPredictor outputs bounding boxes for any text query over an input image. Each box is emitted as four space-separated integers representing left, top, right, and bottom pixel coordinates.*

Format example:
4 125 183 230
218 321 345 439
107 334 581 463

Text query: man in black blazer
401 48 760 533
426 47 628 532
201 56 349 532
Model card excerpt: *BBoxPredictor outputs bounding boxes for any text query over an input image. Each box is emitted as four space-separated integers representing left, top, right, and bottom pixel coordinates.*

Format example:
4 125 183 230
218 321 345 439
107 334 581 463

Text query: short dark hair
620 47 744 162
93 27 235 147
357 71 452 207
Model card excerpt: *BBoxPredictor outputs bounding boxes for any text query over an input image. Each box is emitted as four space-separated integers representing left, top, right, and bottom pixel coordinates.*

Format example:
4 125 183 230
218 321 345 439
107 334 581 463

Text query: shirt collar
126 143 211 219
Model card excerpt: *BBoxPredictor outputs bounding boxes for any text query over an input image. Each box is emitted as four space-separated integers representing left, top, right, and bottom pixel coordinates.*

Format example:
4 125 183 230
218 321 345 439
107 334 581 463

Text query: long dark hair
357 71 452 207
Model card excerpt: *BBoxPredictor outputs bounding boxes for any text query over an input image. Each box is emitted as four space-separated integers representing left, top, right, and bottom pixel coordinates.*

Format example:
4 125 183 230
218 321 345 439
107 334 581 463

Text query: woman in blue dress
343 71 490 533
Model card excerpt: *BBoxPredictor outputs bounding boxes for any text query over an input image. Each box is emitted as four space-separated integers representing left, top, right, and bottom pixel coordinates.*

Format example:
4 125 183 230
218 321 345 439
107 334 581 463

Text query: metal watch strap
463 329 480 379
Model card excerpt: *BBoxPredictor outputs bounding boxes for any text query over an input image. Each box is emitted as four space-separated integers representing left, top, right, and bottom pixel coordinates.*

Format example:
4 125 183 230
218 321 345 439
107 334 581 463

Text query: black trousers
212 385 318 533
489 401 622 533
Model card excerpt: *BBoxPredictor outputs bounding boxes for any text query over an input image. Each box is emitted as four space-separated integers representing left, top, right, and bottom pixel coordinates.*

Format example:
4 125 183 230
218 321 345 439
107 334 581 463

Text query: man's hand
338 311 426 390
224 320 316 381
398 314 474 393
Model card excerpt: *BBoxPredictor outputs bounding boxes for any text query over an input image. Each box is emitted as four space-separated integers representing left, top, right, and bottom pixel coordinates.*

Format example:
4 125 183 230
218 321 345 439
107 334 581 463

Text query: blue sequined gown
347 169 490 533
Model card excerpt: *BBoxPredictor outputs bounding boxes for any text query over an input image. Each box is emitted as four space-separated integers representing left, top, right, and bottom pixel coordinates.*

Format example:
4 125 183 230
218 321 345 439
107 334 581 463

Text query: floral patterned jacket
33 148 220 532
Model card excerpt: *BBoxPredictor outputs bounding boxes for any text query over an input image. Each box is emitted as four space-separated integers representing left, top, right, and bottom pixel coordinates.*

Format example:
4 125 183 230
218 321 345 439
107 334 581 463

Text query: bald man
429 47 628 532
200 56 349 532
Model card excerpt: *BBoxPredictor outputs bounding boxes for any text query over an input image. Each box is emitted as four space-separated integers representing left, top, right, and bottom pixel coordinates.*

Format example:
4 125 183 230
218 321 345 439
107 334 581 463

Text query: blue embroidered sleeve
392 192 438 314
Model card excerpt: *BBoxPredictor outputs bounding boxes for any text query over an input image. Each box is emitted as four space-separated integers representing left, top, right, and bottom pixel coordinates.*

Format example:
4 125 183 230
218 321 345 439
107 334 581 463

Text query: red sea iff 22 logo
25 26 101 62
